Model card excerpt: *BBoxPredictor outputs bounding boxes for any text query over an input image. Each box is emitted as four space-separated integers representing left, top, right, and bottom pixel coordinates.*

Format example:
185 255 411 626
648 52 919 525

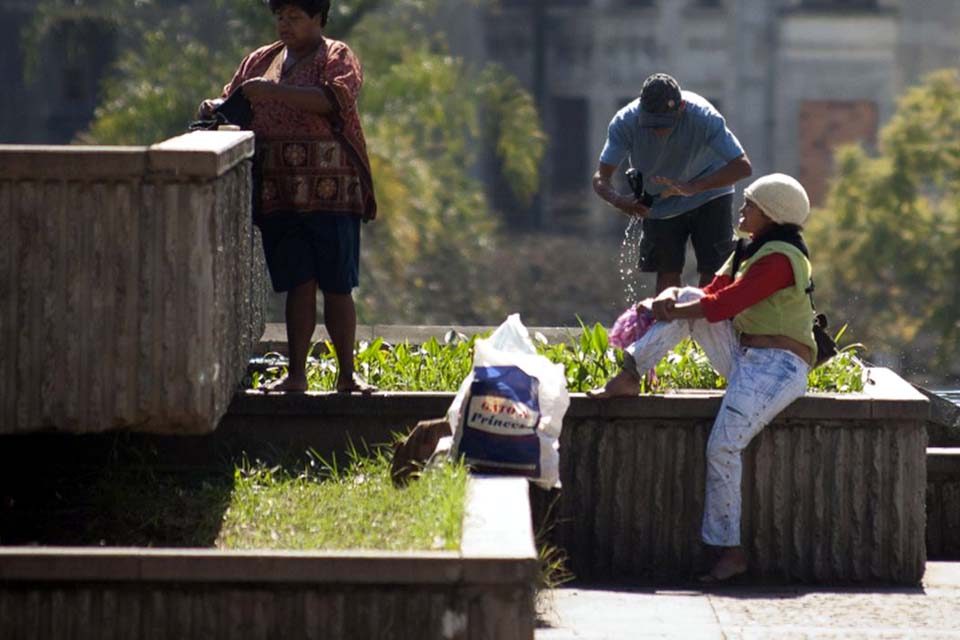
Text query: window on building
800 0 878 9
551 97 590 192
509 0 583 6
63 68 85 102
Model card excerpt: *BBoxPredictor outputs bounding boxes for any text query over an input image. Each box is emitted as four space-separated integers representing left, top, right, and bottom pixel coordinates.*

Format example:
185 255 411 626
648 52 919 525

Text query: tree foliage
30 0 546 323
805 69 960 373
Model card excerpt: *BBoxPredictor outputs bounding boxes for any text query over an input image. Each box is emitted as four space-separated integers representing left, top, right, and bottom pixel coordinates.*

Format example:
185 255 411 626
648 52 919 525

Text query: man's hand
615 194 650 218
196 98 223 120
652 176 697 199
241 78 277 100
594 163 650 218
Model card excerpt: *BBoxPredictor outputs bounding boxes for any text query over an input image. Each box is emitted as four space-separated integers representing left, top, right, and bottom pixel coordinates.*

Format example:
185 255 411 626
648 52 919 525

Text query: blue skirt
257 211 361 294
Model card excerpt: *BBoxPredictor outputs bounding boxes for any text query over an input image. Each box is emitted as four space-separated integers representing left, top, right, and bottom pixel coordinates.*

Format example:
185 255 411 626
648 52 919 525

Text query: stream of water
617 217 645 307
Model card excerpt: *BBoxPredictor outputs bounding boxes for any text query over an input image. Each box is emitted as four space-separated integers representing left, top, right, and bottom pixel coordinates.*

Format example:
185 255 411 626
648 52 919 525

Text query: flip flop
697 566 747 585
259 378 308 394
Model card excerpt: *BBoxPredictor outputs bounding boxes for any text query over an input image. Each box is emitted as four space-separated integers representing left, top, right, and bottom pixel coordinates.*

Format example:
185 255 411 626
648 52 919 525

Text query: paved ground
537 562 960 639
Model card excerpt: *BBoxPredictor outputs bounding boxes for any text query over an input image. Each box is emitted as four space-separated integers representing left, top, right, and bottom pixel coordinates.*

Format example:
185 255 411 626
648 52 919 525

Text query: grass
218 447 468 552
250 323 866 394
1 440 468 553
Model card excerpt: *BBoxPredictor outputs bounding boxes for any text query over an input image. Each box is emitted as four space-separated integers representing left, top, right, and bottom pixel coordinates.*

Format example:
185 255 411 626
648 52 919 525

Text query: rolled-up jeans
624 287 810 547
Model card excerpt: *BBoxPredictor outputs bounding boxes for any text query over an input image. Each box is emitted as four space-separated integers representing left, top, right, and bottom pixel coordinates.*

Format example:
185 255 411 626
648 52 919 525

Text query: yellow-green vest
717 241 817 366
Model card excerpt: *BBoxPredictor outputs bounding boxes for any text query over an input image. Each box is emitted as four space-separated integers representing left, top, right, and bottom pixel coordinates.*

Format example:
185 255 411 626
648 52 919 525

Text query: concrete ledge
0 132 264 435
927 448 960 560
0 145 148 180
149 131 255 177
0 477 537 640
0 133 254 181
228 365 926 422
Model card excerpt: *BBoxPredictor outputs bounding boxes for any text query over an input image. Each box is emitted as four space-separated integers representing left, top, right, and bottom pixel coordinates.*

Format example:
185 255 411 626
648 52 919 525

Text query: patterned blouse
222 39 377 221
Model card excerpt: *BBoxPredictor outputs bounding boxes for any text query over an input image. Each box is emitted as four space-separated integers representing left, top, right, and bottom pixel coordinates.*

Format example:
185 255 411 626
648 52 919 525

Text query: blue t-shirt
599 91 745 219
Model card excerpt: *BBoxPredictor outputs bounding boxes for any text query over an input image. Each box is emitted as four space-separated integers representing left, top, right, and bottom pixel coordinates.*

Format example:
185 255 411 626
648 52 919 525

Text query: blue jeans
625 287 810 546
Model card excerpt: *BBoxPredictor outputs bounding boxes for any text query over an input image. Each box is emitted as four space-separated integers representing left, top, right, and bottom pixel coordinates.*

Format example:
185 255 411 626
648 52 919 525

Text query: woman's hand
652 298 676 321
241 78 278 100
196 98 223 119
651 288 679 321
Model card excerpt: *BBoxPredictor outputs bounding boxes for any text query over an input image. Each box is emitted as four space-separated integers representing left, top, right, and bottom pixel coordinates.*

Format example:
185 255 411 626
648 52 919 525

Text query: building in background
442 0 960 233
0 0 116 144
2 0 959 233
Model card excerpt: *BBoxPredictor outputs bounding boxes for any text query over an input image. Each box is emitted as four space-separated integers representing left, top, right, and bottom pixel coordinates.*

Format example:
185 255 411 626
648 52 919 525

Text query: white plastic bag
447 314 569 489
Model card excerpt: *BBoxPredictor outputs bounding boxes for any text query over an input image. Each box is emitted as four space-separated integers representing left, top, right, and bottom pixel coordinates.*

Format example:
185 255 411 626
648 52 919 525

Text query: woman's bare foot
586 368 641 398
698 547 748 584
260 374 308 393
336 373 378 394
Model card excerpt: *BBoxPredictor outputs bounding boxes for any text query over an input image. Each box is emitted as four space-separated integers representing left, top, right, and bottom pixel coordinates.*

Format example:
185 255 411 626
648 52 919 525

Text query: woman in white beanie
590 173 816 583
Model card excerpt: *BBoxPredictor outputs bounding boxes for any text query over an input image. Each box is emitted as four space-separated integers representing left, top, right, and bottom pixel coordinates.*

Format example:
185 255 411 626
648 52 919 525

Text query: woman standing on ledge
589 174 816 583
199 0 377 393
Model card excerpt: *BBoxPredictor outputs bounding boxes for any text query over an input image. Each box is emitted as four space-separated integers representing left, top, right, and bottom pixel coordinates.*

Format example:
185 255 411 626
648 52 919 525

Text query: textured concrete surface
928 449 960 559
0 132 264 435
544 415 927 586
226 371 929 584
0 478 537 640
537 562 960 640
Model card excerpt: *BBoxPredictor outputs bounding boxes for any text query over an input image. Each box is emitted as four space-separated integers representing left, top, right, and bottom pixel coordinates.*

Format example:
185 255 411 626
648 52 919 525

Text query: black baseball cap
639 73 682 128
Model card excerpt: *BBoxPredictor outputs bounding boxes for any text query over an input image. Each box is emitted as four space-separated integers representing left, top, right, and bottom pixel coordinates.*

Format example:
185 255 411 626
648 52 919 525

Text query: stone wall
220 368 931 585
0 363 933 584
0 477 538 640
0 131 265 435
927 449 960 559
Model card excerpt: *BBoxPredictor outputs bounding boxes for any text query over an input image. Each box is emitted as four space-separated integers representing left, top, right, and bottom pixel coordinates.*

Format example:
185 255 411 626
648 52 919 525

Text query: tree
29 0 546 323
805 69 960 375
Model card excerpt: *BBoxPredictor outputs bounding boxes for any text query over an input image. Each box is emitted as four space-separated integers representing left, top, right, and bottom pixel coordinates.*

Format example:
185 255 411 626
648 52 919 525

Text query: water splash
617 217 645 306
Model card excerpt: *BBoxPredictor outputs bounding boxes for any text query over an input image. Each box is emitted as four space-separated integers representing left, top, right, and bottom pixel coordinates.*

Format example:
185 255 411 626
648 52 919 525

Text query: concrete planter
0 477 537 640
927 448 960 559
543 368 928 585
0 132 265 435
223 367 929 585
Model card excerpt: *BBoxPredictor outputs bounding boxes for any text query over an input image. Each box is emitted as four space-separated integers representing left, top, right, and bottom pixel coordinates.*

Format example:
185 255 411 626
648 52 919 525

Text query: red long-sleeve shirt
699 253 795 322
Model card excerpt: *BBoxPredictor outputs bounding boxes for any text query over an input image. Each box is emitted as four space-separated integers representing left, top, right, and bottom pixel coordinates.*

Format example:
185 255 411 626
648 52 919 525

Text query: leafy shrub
251 324 865 394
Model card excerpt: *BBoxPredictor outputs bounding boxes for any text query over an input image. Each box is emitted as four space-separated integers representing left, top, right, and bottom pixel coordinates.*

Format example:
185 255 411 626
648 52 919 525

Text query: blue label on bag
458 366 541 477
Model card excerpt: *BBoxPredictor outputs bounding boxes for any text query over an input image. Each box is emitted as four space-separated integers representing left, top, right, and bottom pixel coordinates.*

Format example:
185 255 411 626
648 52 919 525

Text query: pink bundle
609 302 656 349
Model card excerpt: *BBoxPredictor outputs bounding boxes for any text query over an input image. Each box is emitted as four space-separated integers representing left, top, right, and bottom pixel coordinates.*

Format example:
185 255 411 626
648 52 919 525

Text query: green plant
251 324 866 394
807 326 867 393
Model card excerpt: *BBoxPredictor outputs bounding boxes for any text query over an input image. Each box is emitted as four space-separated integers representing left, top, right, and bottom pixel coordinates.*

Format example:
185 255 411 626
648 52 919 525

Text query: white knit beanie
743 173 811 228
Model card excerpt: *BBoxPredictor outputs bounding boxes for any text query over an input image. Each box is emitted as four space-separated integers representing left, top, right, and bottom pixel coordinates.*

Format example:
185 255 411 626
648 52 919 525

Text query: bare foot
260 374 308 393
586 369 641 398
336 373 378 394
698 547 748 584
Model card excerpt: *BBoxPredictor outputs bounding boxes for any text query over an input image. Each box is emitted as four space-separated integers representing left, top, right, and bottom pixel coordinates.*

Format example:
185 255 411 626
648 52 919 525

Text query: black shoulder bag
730 238 838 368
188 89 254 131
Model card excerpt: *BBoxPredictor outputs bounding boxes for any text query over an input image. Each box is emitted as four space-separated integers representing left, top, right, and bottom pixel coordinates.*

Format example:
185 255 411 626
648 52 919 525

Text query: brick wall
798 100 878 206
